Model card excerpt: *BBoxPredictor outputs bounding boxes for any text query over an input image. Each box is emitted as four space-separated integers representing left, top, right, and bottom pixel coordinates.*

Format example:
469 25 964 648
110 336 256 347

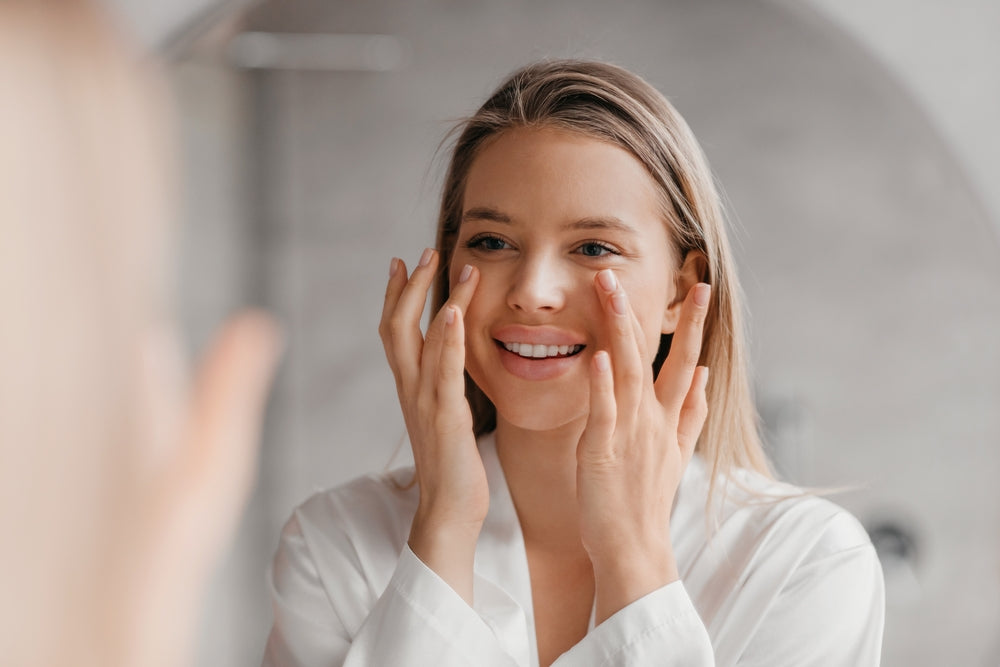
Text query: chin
487 386 589 433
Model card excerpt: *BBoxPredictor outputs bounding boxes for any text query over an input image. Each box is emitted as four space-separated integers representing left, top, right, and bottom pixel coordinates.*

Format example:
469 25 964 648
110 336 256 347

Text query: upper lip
491 325 587 347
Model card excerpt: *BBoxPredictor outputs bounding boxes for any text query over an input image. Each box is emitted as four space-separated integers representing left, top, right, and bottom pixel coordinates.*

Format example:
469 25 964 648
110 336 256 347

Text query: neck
494 416 588 556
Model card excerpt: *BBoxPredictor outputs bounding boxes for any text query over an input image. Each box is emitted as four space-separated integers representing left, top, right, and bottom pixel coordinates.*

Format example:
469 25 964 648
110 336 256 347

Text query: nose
506 253 567 313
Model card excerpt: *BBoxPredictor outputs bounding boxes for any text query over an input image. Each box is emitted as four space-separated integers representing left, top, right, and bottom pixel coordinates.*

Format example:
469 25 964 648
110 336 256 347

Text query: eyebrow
461 206 638 235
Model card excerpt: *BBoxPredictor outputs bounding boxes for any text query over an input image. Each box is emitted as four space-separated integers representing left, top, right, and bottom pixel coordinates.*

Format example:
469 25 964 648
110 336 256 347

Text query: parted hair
432 59 773 495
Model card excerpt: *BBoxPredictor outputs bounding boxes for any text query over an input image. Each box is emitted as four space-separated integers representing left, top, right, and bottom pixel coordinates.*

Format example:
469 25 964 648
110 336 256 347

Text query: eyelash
464 233 510 252
575 240 620 258
464 234 621 258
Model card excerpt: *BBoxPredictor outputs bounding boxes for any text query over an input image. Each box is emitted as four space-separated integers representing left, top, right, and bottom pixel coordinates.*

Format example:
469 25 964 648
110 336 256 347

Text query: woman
263 60 884 666
0 2 280 665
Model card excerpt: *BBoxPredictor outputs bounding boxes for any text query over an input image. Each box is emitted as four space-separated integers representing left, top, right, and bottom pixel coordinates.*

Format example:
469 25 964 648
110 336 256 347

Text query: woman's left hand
576 269 711 624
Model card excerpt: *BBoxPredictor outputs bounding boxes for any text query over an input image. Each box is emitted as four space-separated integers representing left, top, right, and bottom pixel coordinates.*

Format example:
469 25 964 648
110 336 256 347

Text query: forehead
462 126 664 227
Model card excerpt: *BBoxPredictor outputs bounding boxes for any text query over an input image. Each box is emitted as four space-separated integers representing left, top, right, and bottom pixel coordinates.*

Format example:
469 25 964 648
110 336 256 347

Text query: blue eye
576 242 617 257
466 234 511 251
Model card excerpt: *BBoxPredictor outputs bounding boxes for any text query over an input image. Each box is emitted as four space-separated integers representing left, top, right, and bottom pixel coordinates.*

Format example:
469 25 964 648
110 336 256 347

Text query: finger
578 350 617 464
420 263 480 407
655 282 710 413
383 248 439 391
175 311 282 551
446 263 480 317
676 366 709 460
594 269 644 417
435 305 470 429
378 257 407 368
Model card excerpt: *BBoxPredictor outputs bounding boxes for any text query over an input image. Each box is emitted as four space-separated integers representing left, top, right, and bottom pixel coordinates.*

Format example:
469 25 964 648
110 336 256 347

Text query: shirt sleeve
554 581 715 666
261 512 524 667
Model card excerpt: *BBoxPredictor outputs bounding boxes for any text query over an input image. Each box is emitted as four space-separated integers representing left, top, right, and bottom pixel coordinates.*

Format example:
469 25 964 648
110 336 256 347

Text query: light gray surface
167 1 1000 665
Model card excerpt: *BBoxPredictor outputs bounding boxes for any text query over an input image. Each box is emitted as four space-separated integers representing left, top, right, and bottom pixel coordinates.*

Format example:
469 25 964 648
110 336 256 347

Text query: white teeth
502 342 583 359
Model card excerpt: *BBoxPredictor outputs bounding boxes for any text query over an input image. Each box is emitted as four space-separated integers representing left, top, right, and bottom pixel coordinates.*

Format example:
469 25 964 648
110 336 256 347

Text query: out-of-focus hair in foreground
0 1 280 666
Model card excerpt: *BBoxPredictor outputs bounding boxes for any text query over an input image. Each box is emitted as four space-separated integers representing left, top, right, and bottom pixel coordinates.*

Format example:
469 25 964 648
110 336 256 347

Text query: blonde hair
432 59 774 498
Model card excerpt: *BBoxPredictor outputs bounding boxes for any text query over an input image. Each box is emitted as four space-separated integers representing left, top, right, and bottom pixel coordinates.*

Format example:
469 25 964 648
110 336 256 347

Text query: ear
662 251 708 334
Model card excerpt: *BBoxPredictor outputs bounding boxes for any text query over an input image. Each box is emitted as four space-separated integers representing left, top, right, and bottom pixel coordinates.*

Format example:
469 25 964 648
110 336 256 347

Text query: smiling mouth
499 341 585 359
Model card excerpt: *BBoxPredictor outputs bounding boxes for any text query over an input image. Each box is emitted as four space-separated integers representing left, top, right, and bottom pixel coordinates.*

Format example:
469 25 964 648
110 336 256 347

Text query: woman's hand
378 248 485 603
576 269 711 624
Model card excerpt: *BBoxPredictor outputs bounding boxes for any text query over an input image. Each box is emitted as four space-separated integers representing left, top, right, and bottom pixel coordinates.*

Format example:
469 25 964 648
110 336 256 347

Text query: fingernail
459 264 473 283
389 257 399 277
694 283 711 307
595 351 610 372
597 269 617 292
419 248 434 267
700 366 710 388
611 292 628 315
444 305 456 325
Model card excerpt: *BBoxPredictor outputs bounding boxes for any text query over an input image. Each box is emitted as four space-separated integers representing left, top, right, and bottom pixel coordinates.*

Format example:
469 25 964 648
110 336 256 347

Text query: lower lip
496 342 584 381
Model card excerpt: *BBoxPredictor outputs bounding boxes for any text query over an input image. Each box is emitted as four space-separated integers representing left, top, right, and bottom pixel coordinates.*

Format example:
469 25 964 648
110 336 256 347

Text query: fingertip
444 304 457 326
418 247 436 268
693 283 711 307
594 350 611 373
596 269 618 293
389 256 400 278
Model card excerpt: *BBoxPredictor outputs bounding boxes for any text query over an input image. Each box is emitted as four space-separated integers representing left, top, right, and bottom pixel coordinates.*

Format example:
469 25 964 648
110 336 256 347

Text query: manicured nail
597 269 617 292
694 283 711 307
389 257 400 277
611 292 628 316
444 305 456 325
595 350 610 372
418 247 434 267
700 366 710 388
459 264 473 284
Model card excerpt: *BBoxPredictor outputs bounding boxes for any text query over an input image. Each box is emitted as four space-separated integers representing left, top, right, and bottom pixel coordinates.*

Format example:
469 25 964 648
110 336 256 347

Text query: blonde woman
264 60 884 666
0 2 280 666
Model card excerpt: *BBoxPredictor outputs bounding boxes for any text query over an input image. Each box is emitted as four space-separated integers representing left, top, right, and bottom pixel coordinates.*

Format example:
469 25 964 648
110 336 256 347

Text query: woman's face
451 126 680 432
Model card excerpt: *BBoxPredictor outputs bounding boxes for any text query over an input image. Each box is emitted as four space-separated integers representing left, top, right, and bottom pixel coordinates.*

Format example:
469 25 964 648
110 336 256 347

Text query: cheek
619 280 674 355
458 262 499 332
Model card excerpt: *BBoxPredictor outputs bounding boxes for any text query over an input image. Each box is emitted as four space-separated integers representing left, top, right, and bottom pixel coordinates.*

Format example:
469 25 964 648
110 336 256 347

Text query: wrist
591 543 679 625
407 513 482 605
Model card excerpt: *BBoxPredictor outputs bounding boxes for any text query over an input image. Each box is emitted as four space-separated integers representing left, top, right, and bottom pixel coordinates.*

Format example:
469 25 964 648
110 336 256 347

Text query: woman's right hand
378 248 485 603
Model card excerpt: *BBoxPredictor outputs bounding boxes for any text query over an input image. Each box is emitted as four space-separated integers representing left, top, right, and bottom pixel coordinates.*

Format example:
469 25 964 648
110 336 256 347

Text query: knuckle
387 315 408 339
415 393 434 419
620 365 643 387
577 447 622 471
437 357 456 382
681 348 701 369
424 324 443 347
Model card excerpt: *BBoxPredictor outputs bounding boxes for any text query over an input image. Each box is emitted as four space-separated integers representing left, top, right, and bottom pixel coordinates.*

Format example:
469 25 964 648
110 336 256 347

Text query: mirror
166 1 1000 663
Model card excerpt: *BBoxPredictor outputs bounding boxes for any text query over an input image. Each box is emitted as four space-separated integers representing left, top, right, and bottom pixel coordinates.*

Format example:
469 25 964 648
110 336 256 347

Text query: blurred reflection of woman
264 60 884 666
0 2 280 666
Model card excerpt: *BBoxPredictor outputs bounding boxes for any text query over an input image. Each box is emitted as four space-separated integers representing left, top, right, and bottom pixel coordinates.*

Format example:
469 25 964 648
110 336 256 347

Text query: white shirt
262 433 884 666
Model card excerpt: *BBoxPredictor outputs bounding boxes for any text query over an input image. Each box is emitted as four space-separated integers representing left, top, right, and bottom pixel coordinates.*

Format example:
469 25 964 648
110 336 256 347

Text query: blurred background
103 0 1000 664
